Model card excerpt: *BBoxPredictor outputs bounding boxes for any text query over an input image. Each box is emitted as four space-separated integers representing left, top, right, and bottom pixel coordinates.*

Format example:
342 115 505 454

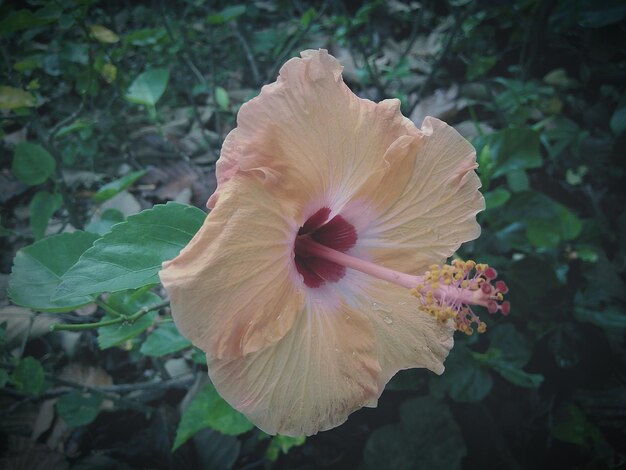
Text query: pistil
295 236 509 334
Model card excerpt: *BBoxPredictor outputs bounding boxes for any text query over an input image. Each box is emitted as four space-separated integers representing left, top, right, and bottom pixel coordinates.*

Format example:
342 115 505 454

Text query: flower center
294 207 357 288
295 235 509 335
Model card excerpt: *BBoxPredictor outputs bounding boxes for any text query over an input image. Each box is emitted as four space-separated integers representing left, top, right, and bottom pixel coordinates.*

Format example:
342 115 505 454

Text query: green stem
95 298 123 317
30 114 83 229
51 300 169 332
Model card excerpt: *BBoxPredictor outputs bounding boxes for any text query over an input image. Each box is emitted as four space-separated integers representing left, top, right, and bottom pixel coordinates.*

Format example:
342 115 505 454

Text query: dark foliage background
1 0 625 468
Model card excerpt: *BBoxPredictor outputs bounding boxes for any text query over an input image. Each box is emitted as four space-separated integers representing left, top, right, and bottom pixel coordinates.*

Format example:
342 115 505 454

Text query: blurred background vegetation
1 0 625 468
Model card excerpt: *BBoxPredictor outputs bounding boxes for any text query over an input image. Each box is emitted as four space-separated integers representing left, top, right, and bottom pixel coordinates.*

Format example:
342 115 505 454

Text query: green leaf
207 5 247 24
93 170 146 203
0 86 36 109
125 68 170 106
13 55 42 73
300 8 316 28
527 219 560 248
490 128 542 178
610 94 626 136
30 190 62 240
97 290 160 349
125 28 167 46
9 231 100 312
139 321 191 357
11 356 45 394
53 118 94 138
502 192 581 248
0 369 9 388
506 169 529 192
552 404 612 458
266 435 306 461
56 391 103 427
12 142 56 185
85 208 125 235
173 382 254 451
55 203 205 300
489 361 544 388
557 204 582 241
89 24 119 44
473 327 544 389
466 55 496 80
386 368 426 391
578 0 626 28
0 9 57 35
484 187 510 210
191 348 207 365
574 305 626 330
487 324 532 368
430 348 493 402
575 245 598 262
215 86 229 110
187 429 242 468
364 396 466 470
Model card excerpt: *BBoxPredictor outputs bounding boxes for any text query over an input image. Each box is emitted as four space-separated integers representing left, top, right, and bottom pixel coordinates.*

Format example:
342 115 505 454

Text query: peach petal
356 116 484 274
356 277 455 385
316 271 454 399
207 296 381 437
159 175 305 360
207 49 416 210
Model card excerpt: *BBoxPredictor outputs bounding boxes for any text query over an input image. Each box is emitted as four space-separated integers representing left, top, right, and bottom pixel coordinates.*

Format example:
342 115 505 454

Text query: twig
519 0 555 80
353 40 386 99
0 44 13 82
484 80 507 129
209 28 222 136
0 362 195 417
17 315 35 359
50 299 169 332
30 114 83 229
158 0 213 146
50 98 86 138
230 20 261 85
406 10 466 116
266 1 330 82
398 7 424 64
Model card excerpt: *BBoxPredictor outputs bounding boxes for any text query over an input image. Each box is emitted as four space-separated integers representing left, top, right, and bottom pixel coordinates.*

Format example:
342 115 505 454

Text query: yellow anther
444 278 452 285
476 263 488 272
429 264 440 271
465 260 476 270
495 292 503 301
461 280 469 288
477 322 487 333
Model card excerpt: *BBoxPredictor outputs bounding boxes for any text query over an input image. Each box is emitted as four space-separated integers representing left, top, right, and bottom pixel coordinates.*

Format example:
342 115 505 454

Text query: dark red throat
294 207 357 288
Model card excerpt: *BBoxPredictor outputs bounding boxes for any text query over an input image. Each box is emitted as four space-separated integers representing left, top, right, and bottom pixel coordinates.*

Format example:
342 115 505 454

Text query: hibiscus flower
159 49 508 437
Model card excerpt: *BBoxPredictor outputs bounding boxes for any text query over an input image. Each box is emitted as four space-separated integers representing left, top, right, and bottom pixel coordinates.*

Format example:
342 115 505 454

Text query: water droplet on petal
372 302 393 314
383 316 393 325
